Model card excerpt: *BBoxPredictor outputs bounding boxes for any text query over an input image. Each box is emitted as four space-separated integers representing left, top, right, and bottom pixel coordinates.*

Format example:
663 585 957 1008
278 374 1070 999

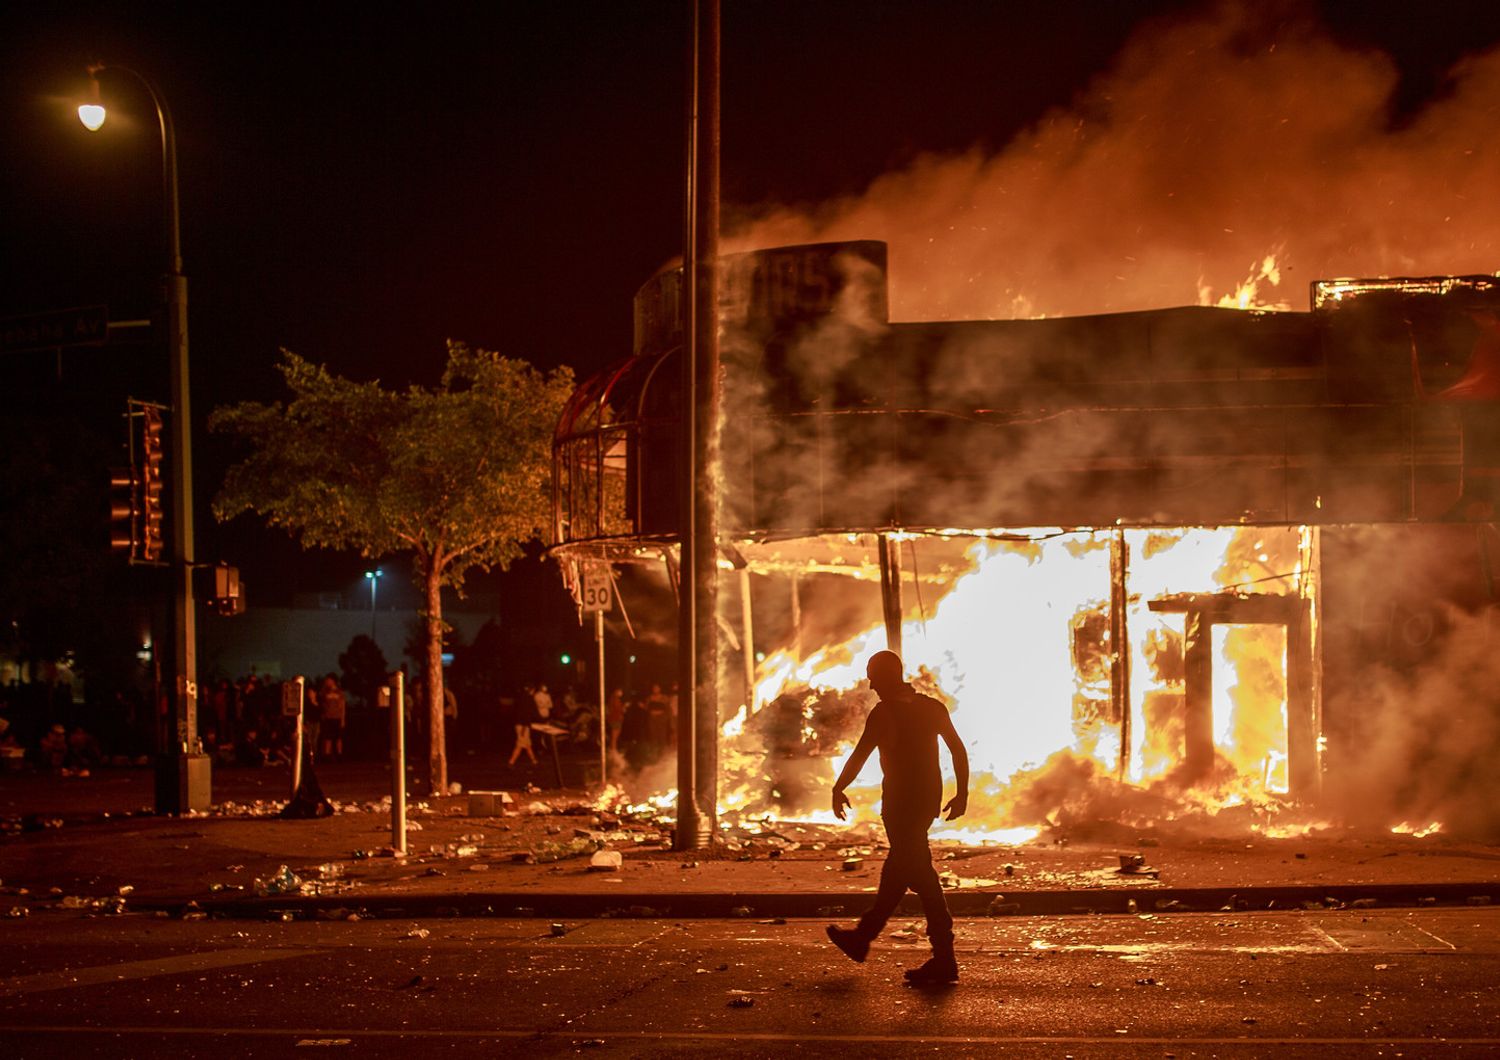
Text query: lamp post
79 64 209 813
364 568 383 641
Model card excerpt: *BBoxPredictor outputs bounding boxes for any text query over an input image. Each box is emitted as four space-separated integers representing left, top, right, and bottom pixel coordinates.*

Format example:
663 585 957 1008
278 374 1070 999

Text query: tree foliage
210 343 573 789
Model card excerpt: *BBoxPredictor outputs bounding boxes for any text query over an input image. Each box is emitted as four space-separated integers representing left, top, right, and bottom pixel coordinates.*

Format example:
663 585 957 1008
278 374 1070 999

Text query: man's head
866 650 905 696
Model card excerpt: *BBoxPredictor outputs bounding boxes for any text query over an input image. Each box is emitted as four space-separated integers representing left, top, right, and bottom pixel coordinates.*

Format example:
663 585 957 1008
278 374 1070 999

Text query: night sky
3 0 1500 606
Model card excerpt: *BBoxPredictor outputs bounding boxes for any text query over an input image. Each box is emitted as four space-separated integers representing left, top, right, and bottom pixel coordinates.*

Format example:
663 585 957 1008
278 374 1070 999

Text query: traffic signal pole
675 0 720 850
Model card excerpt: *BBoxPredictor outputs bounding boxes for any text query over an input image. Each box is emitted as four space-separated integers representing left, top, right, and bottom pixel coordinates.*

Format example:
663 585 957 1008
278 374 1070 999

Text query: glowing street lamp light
77 103 106 131
77 61 204 813
365 568 384 640
76 71 106 130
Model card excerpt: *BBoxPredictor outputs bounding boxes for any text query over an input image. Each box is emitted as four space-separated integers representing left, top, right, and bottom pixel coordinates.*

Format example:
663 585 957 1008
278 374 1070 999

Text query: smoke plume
727 2 1500 320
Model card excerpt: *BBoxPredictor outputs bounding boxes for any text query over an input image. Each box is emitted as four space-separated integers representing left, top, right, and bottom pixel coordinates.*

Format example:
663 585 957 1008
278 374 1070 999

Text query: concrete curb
150 881 1500 921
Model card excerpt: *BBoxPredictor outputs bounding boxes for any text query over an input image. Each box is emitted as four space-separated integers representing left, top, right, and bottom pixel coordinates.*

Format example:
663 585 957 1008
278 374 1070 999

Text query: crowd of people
0 668 686 778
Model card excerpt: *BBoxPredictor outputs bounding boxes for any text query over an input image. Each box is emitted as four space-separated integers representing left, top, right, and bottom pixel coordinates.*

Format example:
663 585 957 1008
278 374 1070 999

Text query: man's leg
898 816 958 983
828 814 917 962
855 814 924 938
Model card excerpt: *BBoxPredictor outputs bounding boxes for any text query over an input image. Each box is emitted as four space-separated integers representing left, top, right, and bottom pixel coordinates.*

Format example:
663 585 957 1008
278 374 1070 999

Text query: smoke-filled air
726 1 1500 320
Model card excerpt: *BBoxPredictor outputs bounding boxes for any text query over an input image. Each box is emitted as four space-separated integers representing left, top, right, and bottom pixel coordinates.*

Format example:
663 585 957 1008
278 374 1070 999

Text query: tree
210 343 574 792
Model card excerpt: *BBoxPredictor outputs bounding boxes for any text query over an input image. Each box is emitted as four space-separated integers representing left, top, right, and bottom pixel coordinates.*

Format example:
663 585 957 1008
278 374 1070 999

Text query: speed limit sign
581 565 613 613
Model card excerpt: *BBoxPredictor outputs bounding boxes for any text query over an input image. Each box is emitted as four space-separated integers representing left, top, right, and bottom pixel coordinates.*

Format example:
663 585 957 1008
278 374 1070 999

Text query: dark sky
3 0 1500 603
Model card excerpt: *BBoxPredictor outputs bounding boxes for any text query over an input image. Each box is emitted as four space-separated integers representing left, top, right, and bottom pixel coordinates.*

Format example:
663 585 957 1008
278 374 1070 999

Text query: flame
1197 254 1291 311
712 526 1321 838
1391 821 1443 838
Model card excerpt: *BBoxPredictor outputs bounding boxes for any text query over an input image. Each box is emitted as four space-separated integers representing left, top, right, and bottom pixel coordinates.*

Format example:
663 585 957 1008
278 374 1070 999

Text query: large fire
696 525 1321 841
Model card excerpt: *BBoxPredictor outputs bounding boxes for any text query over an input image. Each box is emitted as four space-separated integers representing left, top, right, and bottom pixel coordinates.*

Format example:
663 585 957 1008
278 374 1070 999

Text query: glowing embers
720 526 1319 838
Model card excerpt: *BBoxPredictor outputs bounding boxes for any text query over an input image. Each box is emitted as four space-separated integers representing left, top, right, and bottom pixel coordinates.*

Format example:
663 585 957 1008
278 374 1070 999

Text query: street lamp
365 568 383 640
79 63 207 813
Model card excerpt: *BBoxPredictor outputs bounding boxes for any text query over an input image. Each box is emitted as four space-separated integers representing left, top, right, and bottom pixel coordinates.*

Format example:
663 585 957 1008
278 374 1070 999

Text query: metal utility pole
878 534 904 658
82 63 208 813
1110 530 1132 780
675 0 721 850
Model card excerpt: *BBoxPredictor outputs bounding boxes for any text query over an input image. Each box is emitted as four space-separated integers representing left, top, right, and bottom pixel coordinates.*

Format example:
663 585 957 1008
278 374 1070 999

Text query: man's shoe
826 925 870 963
903 956 959 984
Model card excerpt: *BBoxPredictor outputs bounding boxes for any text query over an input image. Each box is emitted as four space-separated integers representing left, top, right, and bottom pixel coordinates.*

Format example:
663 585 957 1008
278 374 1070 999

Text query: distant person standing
509 685 539 767
319 674 346 761
826 650 969 985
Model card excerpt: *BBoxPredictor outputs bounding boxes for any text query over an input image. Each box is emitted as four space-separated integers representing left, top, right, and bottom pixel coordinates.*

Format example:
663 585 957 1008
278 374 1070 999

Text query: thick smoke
727 2 1500 320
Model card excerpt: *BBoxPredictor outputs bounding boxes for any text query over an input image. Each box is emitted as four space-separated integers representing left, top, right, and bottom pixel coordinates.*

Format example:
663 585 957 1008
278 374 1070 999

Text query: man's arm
831 710 881 820
938 711 969 821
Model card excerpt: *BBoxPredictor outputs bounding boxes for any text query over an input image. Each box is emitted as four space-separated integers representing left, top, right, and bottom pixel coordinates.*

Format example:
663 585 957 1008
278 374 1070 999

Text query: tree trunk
423 559 448 794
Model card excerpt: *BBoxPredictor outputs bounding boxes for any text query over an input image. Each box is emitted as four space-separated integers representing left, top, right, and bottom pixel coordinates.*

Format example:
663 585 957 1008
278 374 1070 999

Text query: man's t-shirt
867 686 949 821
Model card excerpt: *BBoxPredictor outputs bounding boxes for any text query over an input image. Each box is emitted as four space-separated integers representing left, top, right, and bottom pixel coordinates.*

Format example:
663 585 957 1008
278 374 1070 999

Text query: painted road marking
0 948 316 997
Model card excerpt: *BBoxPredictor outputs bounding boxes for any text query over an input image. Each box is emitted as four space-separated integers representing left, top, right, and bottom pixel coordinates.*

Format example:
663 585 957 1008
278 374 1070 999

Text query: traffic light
108 467 140 554
139 406 165 562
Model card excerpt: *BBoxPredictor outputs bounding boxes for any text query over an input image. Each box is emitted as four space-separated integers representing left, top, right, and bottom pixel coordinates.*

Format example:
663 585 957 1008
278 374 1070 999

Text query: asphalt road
2 908 1498 1058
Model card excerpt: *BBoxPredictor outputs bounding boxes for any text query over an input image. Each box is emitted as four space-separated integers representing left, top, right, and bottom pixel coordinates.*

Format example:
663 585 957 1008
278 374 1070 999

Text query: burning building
552 241 1500 840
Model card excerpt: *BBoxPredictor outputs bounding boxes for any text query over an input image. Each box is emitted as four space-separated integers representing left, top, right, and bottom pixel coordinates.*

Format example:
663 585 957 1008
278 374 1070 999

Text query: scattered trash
7 906 28 918
815 905 845 917
447 782 463 795
727 992 755 1008
1135 977 1158 986
842 858 863 872
255 865 307 897
524 801 554 816
117 885 134 896
1468 896 1493 906
986 896 1021 916
1350 898 1378 909
404 927 431 940
511 851 537 864
550 922 568 937
1119 853 1145 871
729 905 752 918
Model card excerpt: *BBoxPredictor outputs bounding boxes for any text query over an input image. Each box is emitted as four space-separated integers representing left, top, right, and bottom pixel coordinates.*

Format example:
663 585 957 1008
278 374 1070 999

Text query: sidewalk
3 761 1498 921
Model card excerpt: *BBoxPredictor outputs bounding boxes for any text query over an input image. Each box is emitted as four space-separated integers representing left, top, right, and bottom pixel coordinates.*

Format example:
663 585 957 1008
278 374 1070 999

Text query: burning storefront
552 241 1500 841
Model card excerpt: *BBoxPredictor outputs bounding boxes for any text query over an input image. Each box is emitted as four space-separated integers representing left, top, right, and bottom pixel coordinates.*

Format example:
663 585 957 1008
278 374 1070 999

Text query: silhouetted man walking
827 650 969 984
